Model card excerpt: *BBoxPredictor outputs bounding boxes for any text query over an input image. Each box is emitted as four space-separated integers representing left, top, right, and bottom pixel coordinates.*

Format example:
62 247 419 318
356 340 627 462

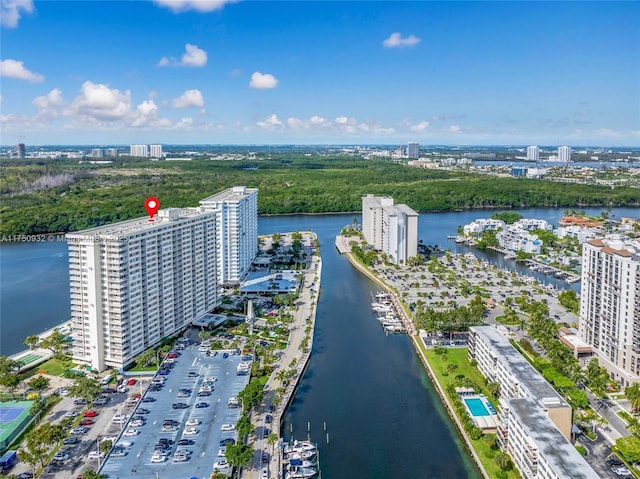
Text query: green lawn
32 357 76 376
418 343 522 479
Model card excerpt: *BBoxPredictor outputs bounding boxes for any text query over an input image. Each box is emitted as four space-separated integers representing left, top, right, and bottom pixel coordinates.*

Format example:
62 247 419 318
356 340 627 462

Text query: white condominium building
382 203 419 265
469 326 598 479
579 236 640 386
67 207 220 371
362 195 394 251
130 144 149 157
407 142 419 160
558 146 571 162
527 145 539 162
361 195 419 265
200 186 258 286
150 144 163 158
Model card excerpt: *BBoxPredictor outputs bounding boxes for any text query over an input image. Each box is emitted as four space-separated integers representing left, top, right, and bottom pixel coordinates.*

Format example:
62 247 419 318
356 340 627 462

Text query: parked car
63 437 79 445
53 452 69 461
186 418 199 426
79 419 94 426
136 408 150 414
183 427 198 436
221 424 235 431
87 451 104 459
219 438 235 447
126 378 137 386
70 427 88 435
172 403 189 409
123 429 139 436
213 459 229 470
177 439 195 446
194 402 209 408
83 410 98 417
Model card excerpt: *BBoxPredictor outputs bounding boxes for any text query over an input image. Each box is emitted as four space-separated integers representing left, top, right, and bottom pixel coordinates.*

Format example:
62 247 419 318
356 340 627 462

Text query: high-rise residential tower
362 195 419 265
150 144 163 158
407 142 420 160
199 186 258 286
558 146 571 162
66 187 258 370
579 237 640 386
130 144 149 157
17 143 25 159
527 145 539 162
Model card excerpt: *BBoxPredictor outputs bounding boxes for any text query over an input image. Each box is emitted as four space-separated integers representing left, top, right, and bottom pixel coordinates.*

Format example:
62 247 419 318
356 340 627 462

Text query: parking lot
100 339 250 478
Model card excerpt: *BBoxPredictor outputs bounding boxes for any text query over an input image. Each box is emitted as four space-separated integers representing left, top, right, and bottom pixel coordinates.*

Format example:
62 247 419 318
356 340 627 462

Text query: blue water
464 398 491 417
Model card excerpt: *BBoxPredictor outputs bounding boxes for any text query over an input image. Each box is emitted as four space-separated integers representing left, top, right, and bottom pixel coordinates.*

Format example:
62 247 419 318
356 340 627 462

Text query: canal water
2 207 639 477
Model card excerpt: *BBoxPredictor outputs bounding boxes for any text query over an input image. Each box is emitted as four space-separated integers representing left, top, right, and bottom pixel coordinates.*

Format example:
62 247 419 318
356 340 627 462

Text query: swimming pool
463 397 491 417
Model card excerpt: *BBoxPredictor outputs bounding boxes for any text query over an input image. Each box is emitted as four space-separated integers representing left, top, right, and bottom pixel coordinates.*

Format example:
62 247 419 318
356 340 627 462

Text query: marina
281 440 320 478
371 291 406 333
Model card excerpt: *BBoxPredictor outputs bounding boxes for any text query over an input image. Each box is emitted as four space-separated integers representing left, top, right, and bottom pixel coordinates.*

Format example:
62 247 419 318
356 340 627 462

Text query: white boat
375 291 389 300
372 302 393 313
287 465 318 478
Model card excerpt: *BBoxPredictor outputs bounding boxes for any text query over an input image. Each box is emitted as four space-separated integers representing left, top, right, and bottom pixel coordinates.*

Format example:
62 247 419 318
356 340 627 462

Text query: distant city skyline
1 1 638 146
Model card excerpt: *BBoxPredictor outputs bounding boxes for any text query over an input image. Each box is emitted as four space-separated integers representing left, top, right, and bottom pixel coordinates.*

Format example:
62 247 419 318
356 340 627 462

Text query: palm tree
626 384 640 413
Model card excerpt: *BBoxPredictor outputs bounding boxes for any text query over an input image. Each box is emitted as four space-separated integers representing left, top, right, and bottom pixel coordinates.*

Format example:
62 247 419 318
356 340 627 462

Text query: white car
112 414 130 423
123 428 139 436
101 436 117 444
217 448 226 457
186 418 199 426
213 459 229 470
262 468 269 478
64 411 78 418
117 440 134 448
220 423 235 431
183 427 199 436
87 451 104 459
150 454 167 463
53 452 69 461
206 376 217 382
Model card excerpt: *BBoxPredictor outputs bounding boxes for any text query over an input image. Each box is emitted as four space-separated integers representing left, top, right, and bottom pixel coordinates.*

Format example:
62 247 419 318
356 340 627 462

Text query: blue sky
1 0 638 146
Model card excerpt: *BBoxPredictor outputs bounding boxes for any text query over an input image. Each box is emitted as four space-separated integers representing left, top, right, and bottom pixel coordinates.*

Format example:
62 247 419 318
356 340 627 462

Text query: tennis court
17 353 43 366
0 402 34 450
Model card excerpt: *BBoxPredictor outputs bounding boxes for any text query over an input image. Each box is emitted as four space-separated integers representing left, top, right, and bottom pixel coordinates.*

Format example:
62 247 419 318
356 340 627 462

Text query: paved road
244 233 320 479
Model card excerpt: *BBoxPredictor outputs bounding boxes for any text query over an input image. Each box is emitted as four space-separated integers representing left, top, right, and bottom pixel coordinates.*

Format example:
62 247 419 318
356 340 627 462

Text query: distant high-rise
407 142 420 160
91 148 104 158
558 146 571 162
106 148 118 157
17 143 25 159
526 146 539 162
150 144 163 158
130 144 149 157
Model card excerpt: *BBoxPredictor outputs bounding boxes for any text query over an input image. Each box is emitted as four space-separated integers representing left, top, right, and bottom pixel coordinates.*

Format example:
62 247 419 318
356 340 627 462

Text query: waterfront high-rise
526 145 539 162
407 142 419 160
91 148 104 158
150 144 163 158
199 187 258 286
558 145 571 162
106 148 118 157
469 326 599 479
17 143 26 159
579 237 640 386
362 195 419 265
130 144 149 157
66 187 258 370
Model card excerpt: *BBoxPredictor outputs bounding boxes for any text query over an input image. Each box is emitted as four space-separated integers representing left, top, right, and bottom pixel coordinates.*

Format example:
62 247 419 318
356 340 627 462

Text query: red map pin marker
145 197 160 221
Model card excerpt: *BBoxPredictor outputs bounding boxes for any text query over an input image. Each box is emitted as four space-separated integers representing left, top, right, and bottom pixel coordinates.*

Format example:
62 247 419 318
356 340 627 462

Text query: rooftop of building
362 194 394 208
199 186 257 204
586 235 640 259
384 203 419 217
66 207 216 238
509 398 600 479
471 326 568 408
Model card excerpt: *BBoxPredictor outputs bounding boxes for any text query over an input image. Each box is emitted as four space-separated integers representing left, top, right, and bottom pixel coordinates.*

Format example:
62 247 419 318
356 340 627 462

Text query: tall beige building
579 236 640 386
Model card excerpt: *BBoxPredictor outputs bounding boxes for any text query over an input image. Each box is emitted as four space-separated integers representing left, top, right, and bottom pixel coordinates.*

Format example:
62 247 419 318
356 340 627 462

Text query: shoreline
341 248 490 479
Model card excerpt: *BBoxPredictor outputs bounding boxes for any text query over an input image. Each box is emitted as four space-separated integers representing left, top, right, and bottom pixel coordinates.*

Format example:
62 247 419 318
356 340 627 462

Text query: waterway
2 207 639 477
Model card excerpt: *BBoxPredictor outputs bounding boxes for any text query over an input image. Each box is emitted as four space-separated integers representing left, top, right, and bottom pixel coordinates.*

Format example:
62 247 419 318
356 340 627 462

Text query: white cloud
309 115 331 128
250 71 279 89
410 120 430 133
593 128 623 138
631 130 640 137
66 81 132 121
0 59 44 82
172 89 204 109
334 116 355 125
32 88 64 111
447 125 461 133
256 114 282 129
286 117 304 130
153 0 236 13
158 44 207 67
383 32 421 48
1 0 34 28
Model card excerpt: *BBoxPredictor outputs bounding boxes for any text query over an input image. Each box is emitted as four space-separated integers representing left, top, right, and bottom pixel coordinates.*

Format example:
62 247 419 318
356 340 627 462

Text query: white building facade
579 237 640 386
558 146 572 162
361 195 418 265
130 144 149 157
527 146 539 162
199 186 258 286
407 142 419 160
150 144 163 158
469 326 598 479
67 207 220 371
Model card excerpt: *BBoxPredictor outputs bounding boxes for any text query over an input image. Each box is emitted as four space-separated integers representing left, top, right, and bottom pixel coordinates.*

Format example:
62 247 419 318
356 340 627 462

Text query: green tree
616 436 640 463
67 375 101 403
491 211 523 224
626 384 640 413
28 375 50 393
0 356 21 375
39 329 69 357
494 451 513 471
224 442 253 470
24 335 40 350
0 373 22 392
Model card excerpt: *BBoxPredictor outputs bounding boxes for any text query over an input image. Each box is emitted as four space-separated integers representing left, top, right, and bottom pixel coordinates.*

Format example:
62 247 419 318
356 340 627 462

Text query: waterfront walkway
243 234 322 479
